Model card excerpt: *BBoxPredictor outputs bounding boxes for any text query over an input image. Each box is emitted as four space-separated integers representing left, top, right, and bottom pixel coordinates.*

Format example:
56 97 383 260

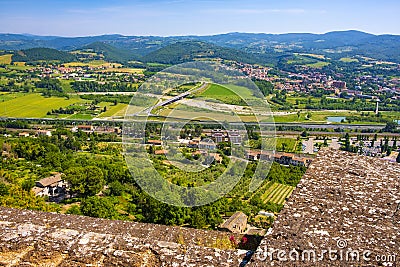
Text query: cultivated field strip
261 182 295 204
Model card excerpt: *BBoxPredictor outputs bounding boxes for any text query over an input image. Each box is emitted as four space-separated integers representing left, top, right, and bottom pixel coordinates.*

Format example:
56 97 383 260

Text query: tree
323 138 328 147
344 133 351 151
108 181 125 196
21 179 35 191
64 166 105 197
383 121 398 133
80 196 119 219
64 167 86 195
0 183 9 196
85 166 105 196
281 143 287 152
191 209 207 229
0 185 59 212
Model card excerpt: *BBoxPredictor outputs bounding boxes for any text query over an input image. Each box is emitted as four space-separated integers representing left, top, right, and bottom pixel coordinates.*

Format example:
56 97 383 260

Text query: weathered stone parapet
0 207 247 266
251 149 400 266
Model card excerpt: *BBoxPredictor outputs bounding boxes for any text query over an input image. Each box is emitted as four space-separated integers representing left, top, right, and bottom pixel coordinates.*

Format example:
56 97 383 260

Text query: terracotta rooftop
147 140 162 145
251 149 400 266
154 149 168 155
220 212 248 231
36 173 63 187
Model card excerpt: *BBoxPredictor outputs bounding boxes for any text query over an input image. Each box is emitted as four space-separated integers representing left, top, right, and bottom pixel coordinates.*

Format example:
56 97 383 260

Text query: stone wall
251 149 400 266
0 207 250 266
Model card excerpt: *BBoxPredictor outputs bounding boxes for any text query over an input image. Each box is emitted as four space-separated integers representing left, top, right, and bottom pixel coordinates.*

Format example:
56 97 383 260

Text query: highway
132 82 209 116
0 116 394 132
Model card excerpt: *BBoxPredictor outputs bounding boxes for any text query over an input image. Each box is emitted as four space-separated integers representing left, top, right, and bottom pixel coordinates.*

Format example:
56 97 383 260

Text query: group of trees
0 80 33 93
253 80 274 97
383 121 400 133
0 122 309 231
64 166 105 197
72 81 138 92
342 132 399 155
35 77 66 97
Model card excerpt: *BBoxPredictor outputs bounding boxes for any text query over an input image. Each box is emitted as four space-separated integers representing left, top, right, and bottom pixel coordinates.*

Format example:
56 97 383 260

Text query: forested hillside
12 47 77 63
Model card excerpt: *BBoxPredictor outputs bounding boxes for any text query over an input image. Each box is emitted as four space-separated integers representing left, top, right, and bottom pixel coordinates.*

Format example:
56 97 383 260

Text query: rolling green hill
12 47 77 63
1 31 399 64
141 41 264 64
81 42 137 63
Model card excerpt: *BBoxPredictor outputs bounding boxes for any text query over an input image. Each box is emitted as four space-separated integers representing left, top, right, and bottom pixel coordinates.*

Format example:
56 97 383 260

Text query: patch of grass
7 64 33 71
287 55 316 65
97 103 128 118
276 138 297 152
298 53 326 60
201 84 238 97
305 61 330 68
340 57 359 63
87 60 107 66
146 62 170 67
287 55 330 68
0 54 12 64
46 113 71 119
67 113 94 120
96 68 144 74
70 50 98 56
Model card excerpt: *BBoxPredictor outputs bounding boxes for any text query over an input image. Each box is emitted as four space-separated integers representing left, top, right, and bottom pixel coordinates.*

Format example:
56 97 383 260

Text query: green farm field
0 93 84 118
340 57 359 63
260 182 295 205
97 103 128 118
276 137 298 152
201 84 237 96
305 61 330 68
199 84 255 106
287 54 330 68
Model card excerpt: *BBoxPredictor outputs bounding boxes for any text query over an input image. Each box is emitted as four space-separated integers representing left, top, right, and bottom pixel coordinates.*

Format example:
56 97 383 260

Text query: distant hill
356 35 400 63
1 30 399 63
141 41 269 64
81 42 137 63
12 47 77 62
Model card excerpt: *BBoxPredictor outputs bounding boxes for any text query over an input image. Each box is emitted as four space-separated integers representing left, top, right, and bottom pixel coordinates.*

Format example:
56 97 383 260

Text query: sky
0 0 399 37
